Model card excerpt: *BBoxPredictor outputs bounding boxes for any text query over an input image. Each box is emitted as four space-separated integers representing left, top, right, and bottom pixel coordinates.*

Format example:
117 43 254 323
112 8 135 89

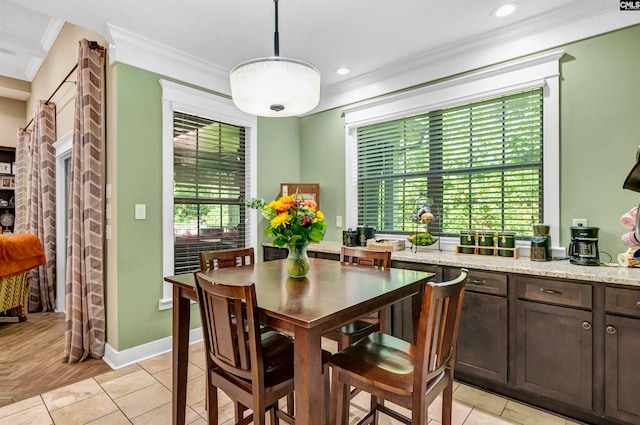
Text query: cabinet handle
539 288 564 295
582 321 592 330
469 278 486 285
636 301 640 307
606 325 617 335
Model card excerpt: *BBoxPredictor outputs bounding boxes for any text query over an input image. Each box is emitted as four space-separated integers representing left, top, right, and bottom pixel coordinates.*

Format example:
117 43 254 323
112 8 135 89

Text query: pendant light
229 0 321 117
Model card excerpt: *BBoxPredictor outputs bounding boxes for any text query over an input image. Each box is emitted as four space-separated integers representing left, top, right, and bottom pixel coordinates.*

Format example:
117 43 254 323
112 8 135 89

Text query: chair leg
270 403 279 425
370 395 379 425
330 369 348 425
442 379 454 425
323 363 330 425
286 392 294 416
234 402 247 423
207 385 219 425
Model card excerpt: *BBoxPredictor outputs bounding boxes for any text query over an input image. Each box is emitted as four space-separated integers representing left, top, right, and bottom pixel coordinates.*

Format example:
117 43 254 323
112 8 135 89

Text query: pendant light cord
274 0 280 57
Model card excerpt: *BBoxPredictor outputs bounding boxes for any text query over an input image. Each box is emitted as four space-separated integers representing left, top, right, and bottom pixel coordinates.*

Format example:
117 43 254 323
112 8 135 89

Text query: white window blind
356 88 543 238
173 111 247 274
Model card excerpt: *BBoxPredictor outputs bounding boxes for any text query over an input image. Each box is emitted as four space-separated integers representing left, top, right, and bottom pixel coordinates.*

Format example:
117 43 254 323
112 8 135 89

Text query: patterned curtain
24 101 57 312
14 129 31 234
64 39 106 363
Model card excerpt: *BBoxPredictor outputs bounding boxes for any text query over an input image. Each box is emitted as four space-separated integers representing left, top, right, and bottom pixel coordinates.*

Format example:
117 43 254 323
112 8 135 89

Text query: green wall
113 24 640 351
299 24 640 260
114 65 300 350
299 108 346 242
558 25 640 258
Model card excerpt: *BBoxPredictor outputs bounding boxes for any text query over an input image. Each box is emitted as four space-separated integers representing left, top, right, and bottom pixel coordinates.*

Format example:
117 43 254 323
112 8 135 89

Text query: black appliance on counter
569 226 600 266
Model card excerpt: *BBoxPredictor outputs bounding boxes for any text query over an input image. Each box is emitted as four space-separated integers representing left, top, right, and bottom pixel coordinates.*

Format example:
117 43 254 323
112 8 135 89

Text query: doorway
54 132 72 313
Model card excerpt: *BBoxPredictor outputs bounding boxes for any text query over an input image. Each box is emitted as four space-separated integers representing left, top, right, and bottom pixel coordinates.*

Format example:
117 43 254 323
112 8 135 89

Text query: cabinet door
605 314 640 423
516 300 592 410
263 246 287 261
456 291 508 383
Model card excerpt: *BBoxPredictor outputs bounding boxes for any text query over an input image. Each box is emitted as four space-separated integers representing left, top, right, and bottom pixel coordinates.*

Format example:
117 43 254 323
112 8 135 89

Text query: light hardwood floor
0 311 112 407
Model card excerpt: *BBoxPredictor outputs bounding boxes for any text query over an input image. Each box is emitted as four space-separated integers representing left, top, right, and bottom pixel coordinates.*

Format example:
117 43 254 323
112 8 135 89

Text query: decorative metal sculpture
408 193 440 253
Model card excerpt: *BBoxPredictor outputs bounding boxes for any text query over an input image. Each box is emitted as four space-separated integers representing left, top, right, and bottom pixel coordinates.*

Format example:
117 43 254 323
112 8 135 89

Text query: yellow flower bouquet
247 192 326 277
247 193 326 247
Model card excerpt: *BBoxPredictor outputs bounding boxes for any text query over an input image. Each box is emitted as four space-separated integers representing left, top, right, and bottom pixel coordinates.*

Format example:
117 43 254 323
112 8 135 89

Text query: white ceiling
1 0 639 110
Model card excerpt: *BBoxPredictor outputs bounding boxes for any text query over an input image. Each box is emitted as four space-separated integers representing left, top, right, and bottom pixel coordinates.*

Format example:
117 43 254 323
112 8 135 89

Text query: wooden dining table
164 257 434 425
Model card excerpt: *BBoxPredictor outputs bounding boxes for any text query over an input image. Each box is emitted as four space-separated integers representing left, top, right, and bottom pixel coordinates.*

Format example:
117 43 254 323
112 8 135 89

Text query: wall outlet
336 215 343 228
572 218 588 227
135 204 146 220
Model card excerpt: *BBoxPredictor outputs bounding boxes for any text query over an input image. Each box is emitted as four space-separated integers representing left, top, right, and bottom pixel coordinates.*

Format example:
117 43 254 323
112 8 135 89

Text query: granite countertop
284 241 640 288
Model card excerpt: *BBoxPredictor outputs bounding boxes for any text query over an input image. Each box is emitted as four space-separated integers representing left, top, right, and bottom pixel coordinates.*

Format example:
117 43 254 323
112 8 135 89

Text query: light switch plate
336 215 343 228
135 204 146 220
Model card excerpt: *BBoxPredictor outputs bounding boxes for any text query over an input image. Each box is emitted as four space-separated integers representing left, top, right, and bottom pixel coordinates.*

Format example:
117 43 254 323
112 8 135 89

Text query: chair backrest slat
195 273 263 383
415 269 467 390
340 247 391 269
199 247 255 272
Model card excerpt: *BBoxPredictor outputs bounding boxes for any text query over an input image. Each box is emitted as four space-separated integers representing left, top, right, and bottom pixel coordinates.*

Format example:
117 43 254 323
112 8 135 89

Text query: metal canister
477 230 496 255
459 229 476 254
497 231 516 257
342 228 357 247
356 225 376 247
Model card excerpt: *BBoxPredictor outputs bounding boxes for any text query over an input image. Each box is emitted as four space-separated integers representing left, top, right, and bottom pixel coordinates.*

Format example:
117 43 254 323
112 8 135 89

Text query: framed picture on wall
1 176 15 189
0 162 10 174
280 183 320 210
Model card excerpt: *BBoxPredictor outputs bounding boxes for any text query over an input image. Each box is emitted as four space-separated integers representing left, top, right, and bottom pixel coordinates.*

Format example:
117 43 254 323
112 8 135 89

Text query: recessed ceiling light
335 67 350 75
492 3 518 17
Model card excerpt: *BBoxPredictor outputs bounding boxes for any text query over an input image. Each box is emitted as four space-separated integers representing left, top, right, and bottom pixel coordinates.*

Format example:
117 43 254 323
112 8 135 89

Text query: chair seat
217 327 331 391
329 332 415 397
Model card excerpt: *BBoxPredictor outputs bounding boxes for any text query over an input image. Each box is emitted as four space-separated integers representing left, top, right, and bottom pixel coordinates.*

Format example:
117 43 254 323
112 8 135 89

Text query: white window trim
159 80 258 310
343 50 564 250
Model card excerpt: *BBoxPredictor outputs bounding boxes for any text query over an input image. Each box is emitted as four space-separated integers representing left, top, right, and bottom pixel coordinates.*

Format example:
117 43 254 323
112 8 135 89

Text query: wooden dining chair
328 269 468 425
199 247 255 272
194 273 331 425
323 247 392 350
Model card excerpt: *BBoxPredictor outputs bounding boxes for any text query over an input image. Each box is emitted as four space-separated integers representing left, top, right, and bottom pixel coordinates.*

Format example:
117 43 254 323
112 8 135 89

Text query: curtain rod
22 41 104 132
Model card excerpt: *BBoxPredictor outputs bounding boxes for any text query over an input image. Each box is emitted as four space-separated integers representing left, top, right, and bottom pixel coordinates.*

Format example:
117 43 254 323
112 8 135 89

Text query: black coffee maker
569 226 600 266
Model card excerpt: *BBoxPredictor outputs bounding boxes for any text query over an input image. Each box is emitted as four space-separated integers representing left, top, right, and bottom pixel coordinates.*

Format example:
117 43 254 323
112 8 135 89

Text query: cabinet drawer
605 287 640 318
446 268 507 296
516 277 592 309
263 246 287 261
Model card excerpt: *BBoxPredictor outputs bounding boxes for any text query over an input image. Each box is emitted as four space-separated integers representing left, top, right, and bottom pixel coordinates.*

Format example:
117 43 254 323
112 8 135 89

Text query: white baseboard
102 327 203 370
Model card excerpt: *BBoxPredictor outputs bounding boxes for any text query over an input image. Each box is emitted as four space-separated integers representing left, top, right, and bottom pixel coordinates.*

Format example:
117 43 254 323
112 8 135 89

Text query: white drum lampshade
230 57 320 117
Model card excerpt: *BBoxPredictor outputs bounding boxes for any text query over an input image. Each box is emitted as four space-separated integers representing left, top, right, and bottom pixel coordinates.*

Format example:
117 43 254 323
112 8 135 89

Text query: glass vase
286 241 310 278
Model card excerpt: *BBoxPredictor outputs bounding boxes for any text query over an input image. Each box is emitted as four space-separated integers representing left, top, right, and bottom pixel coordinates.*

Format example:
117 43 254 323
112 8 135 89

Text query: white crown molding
100 6 640 115
41 18 65 51
25 17 64 81
106 23 230 96
315 6 640 113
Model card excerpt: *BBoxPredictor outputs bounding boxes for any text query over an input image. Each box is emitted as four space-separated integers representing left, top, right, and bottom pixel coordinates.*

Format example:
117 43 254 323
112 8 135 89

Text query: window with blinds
356 88 543 238
173 111 247 274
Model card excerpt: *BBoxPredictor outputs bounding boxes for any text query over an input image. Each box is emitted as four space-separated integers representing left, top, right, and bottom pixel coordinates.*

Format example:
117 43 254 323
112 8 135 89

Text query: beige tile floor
0 340 584 425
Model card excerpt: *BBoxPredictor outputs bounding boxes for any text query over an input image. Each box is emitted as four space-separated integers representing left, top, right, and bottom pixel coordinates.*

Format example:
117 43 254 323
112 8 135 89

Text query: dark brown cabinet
447 268 508 384
515 276 593 410
263 245 288 261
262 244 640 424
604 287 640 424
